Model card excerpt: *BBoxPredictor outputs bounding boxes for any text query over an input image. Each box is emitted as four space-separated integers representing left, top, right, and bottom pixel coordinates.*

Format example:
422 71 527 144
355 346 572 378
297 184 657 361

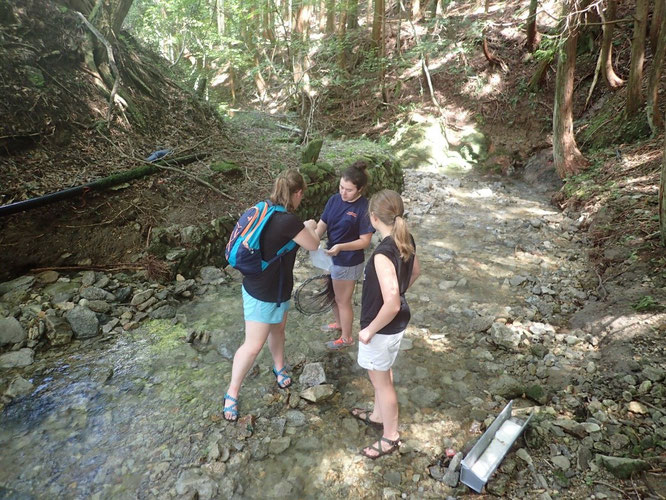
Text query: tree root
76 12 121 125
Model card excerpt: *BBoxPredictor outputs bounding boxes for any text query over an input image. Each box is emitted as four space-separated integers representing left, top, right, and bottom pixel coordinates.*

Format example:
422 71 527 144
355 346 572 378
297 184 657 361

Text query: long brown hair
369 189 414 261
269 168 305 211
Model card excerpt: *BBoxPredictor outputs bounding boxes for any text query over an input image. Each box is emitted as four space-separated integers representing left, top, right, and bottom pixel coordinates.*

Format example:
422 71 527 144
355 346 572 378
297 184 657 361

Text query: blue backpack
225 201 297 276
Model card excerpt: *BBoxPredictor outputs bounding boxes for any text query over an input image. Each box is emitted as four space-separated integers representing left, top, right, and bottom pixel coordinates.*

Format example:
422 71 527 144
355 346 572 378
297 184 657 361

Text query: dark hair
369 189 414 261
269 168 306 211
341 160 369 192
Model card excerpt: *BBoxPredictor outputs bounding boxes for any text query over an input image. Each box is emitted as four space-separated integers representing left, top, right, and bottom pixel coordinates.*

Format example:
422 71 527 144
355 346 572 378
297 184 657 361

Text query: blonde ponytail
391 215 414 261
270 168 305 211
369 190 414 261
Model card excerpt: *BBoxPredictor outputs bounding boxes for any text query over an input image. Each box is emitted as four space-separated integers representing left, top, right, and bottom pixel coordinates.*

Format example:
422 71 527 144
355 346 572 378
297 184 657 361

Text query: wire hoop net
294 274 335 315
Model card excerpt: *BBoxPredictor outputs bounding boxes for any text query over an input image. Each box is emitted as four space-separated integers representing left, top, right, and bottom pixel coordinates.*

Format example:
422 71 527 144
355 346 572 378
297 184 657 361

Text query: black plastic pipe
0 152 204 218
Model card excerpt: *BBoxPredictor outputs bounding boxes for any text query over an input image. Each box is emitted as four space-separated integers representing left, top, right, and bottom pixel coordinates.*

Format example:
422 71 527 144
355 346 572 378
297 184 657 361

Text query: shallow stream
0 167 589 499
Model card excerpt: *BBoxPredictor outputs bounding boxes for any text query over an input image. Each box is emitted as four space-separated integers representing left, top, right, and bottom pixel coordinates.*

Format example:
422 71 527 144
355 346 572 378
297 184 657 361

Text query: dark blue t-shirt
320 194 374 267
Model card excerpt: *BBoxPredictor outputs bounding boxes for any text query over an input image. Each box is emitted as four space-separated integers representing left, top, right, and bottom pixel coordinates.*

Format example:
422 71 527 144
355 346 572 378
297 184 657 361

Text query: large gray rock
131 289 153 306
45 315 73 346
0 317 26 346
443 451 463 487
65 306 100 339
5 376 33 398
200 266 225 284
299 362 326 387
0 348 35 368
489 322 521 349
490 375 524 399
80 286 115 301
0 275 35 295
150 305 176 319
470 316 495 333
596 454 649 479
175 469 218 500
300 384 335 403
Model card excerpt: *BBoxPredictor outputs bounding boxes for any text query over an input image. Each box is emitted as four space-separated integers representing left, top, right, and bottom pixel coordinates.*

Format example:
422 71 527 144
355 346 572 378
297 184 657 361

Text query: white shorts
357 330 404 371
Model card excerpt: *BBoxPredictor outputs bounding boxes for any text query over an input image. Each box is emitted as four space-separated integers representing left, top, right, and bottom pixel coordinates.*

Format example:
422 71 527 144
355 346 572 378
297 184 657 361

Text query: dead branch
97 133 233 199
482 36 508 71
31 264 144 273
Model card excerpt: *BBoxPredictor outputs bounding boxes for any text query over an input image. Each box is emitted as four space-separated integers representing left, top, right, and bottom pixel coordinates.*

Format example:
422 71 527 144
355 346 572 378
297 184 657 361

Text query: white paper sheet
309 247 333 271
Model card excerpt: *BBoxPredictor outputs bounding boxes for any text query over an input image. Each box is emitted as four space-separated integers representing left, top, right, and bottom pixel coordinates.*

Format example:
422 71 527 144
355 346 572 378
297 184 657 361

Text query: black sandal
351 408 383 430
361 436 401 459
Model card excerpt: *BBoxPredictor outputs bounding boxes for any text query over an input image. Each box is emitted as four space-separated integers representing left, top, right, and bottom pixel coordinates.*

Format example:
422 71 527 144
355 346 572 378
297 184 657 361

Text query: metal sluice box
460 400 534 493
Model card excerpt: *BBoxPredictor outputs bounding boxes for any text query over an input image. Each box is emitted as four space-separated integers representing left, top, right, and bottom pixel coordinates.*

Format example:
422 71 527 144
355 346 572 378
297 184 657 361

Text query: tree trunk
337 8 348 69
326 0 336 34
650 0 665 52
626 0 649 117
647 8 666 134
263 0 276 44
319 0 326 31
411 0 420 21
553 2 588 178
661 113 666 245
216 0 226 35
110 0 133 32
293 1 313 135
347 0 359 29
372 0 385 48
58 0 133 37
600 0 624 89
525 0 539 52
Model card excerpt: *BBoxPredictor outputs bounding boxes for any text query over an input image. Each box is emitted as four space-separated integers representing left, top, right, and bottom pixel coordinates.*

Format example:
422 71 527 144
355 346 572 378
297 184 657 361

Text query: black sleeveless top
360 235 415 335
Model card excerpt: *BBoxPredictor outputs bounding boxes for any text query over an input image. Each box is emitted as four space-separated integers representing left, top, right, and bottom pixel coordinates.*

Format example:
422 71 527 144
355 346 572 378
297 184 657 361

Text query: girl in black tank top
353 190 421 459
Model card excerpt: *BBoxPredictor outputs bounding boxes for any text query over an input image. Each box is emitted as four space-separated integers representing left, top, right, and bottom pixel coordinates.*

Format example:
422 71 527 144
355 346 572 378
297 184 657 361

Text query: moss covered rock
211 161 243 176
297 155 403 220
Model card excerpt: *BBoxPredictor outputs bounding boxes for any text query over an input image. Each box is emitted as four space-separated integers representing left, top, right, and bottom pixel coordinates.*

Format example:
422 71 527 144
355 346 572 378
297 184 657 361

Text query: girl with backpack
224 169 319 422
351 189 420 458
315 161 374 350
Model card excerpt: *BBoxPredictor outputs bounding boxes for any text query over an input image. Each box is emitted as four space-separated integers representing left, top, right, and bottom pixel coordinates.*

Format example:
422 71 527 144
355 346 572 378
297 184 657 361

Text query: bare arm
325 233 372 256
292 220 319 251
358 254 401 344
315 220 327 239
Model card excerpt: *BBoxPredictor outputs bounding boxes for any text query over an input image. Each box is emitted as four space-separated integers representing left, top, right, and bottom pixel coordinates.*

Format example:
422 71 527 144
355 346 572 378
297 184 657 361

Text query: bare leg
224 320 271 419
363 369 399 457
370 368 392 423
331 302 341 329
332 279 356 342
267 312 291 386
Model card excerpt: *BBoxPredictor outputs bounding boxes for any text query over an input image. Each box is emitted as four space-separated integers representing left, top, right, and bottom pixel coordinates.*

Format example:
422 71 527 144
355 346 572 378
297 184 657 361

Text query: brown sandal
361 436 401 459
351 408 383 430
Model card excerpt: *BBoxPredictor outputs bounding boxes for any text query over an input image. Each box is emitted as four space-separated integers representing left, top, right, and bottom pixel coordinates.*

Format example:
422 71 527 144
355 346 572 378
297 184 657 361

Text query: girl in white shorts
353 189 420 459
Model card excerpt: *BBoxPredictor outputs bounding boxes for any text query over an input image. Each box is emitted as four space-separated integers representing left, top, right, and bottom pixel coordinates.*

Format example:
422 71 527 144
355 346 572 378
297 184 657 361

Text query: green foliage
562 158 607 200
533 35 559 62
631 295 661 312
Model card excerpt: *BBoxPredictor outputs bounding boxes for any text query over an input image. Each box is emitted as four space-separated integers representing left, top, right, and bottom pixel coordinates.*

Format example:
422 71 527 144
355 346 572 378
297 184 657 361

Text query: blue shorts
331 262 364 281
242 285 290 324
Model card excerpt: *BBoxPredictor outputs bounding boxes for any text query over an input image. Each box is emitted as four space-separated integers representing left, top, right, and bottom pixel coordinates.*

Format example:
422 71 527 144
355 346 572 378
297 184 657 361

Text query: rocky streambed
1 167 664 499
